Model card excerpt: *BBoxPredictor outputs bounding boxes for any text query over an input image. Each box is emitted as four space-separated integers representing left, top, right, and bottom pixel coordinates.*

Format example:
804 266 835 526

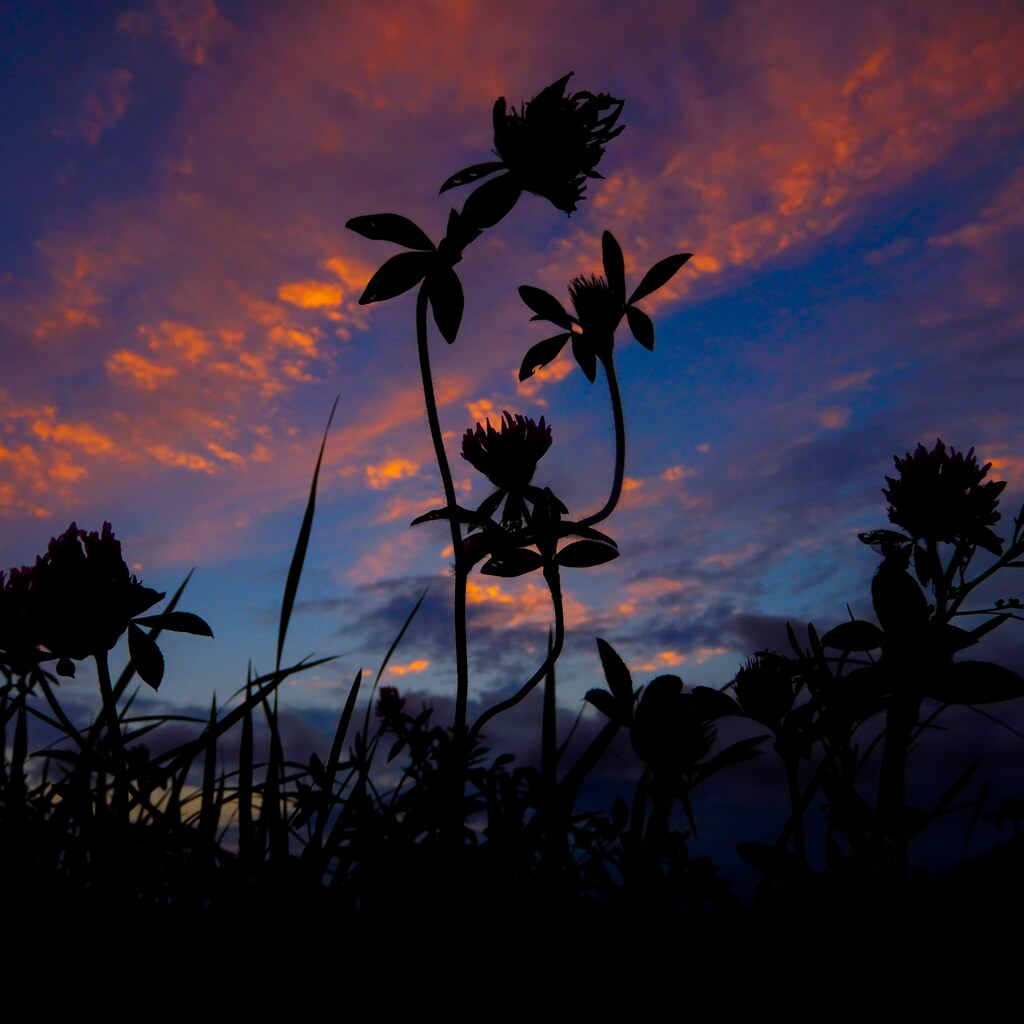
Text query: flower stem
414 286 470 744
577 353 625 529
468 564 564 743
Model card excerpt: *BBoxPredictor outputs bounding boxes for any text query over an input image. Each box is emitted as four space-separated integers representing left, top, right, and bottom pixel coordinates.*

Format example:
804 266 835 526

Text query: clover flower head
461 411 552 492
493 73 625 215
884 440 1006 554
375 685 406 721
29 522 164 671
569 273 623 349
441 75 624 228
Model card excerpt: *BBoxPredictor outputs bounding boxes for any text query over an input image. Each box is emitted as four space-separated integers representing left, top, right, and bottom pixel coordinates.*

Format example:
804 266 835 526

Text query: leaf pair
347 211 479 344
518 230 692 382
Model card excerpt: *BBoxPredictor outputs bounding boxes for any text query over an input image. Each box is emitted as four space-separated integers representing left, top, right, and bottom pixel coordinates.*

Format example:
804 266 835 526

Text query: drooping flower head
883 440 1006 555
29 522 164 673
440 74 625 227
492 73 624 215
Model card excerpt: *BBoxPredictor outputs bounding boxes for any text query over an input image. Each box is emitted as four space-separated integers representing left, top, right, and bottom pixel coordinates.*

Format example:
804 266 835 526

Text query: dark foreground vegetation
3 77 1023 980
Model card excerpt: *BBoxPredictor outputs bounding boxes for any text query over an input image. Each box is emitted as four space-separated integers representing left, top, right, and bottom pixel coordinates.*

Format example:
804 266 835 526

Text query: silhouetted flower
884 440 1005 555
376 685 406 720
462 412 552 492
28 522 165 676
0 566 40 676
519 232 691 382
440 73 624 226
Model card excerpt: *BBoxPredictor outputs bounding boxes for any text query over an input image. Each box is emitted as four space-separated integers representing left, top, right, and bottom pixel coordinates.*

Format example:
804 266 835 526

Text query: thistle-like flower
883 440 1006 555
518 231 691 382
461 411 552 529
4 522 212 687
440 73 625 227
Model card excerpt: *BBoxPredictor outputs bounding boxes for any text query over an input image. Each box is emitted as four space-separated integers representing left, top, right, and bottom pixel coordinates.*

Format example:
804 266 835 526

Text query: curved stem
414 287 470 744
468 564 564 744
577 353 625 530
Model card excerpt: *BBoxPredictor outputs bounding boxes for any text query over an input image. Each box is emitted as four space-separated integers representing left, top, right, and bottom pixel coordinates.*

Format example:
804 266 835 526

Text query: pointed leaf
519 334 571 380
358 251 432 304
625 305 654 350
820 620 885 651
462 173 521 230
583 688 620 723
858 529 912 547
571 334 597 383
481 548 545 577
133 611 214 637
969 613 1010 642
555 539 619 567
595 638 633 708
601 231 625 303
518 286 573 329
129 622 165 690
627 253 691 304
277 397 336 672
345 213 434 251
439 161 506 193
691 686 742 718
926 661 1024 705
427 264 464 344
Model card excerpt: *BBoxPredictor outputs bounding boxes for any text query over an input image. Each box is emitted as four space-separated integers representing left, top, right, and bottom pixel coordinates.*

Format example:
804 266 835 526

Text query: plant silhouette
3 76 1023 973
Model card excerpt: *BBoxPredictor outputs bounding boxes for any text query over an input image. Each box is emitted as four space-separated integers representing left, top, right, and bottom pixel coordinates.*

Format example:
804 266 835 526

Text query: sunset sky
3 0 1024 753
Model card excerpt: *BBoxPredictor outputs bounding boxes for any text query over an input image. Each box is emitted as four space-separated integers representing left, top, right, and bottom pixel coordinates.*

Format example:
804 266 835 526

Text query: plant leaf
427 264 464 344
583 688 620 723
627 252 691 304
820 620 885 651
439 161 506 193
358 251 433 304
128 622 165 690
571 334 598 383
519 333 571 381
481 548 545 577
926 661 1024 705
601 231 625 303
595 638 633 709
345 213 434 251
277 397 337 672
555 540 619 567
133 611 213 637
625 305 654 350
462 173 521 230
518 286 573 328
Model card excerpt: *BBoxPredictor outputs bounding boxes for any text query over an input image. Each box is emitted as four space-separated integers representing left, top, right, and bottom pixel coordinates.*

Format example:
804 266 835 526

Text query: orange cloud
146 443 218 474
278 280 345 309
366 457 420 490
386 659 430 676
31 419 116 456
107 350 179 389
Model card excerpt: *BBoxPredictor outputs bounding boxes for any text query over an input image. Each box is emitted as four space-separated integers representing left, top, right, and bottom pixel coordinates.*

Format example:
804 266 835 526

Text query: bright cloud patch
366 458 419 490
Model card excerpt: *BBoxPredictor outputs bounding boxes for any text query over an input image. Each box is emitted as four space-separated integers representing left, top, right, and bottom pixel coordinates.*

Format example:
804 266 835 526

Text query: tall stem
468 564 564 743
578 353 625 529
414 287 470 745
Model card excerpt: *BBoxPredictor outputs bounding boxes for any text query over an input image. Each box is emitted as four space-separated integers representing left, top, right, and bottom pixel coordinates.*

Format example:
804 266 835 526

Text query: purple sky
3 0 1024 767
